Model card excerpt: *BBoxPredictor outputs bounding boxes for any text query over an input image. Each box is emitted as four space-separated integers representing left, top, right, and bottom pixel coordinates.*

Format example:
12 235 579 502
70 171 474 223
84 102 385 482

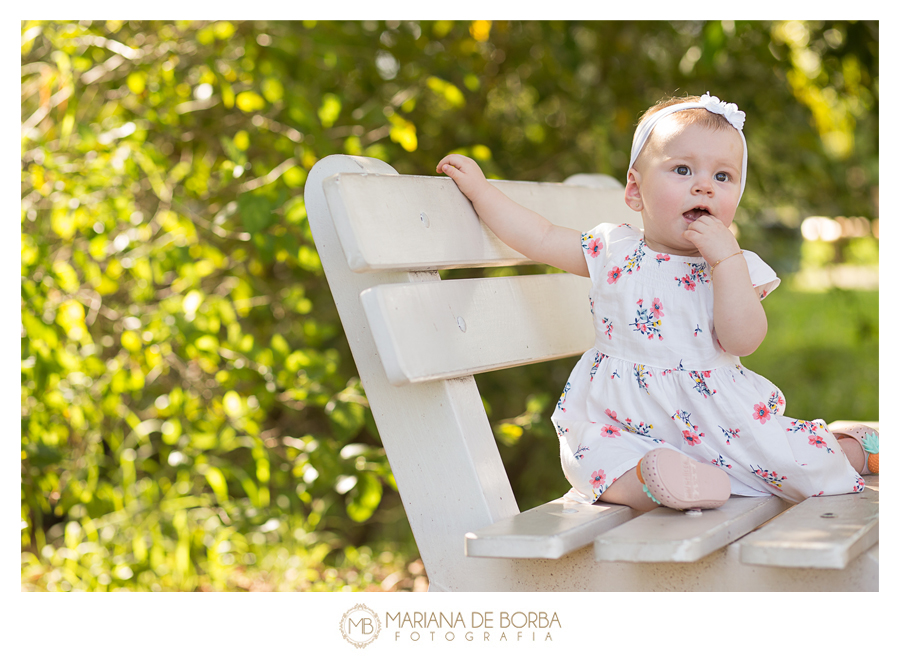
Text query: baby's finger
685 215 721 236
440 163 462 181
687 214 712 228
683 221 704 237
436 153 470 174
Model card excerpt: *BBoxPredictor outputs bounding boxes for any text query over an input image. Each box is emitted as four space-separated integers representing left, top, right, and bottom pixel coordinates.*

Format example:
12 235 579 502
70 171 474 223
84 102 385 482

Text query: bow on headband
697 93 746 131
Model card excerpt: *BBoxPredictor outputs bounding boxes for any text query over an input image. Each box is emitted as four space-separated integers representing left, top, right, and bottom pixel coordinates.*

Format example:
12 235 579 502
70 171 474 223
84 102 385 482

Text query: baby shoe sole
640 448 731 510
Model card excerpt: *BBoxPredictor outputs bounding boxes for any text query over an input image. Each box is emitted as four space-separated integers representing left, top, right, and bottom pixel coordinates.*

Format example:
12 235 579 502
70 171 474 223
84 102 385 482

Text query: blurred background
21 20 878 592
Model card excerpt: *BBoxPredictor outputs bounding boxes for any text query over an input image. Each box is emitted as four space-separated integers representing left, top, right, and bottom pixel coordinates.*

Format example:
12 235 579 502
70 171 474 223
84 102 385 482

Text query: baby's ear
624 169 643 212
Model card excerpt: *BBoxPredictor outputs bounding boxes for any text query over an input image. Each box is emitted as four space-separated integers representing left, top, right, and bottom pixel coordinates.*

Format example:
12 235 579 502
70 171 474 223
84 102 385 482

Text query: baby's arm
437 154 588 277
683 216 767 356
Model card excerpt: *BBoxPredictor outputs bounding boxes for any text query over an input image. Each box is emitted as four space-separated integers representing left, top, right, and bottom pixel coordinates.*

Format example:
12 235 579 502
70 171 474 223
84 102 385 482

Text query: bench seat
464 498 638 559
737 474 879 569
594 495 791 563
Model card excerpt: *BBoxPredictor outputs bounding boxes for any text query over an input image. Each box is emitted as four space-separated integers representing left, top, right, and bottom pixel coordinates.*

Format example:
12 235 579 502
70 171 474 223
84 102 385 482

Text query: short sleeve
580 223 641 285
743 250 780 301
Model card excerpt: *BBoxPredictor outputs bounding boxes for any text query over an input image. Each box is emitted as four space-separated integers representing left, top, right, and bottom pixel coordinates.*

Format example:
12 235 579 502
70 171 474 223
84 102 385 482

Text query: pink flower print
753 402 771 424
590 469 607 488
602 317 613 339
656 253 670 264
631 298 663 341
719 426 740 445
586 237 603 258
607 267 623 284
600 424 621 438
650 298 664 319
605 409 617 421
682 430 702 446
681 276 696 291
808 435 829 449
750 465 787 488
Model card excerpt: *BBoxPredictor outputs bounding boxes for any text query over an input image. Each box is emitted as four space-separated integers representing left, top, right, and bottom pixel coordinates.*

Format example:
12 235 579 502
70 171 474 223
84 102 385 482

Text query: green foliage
22 20 877 590
742 286 878 423
21 20 399 591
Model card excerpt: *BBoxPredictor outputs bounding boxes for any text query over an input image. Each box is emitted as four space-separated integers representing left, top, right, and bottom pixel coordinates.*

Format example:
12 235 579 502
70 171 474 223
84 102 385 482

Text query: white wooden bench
304 154 879 591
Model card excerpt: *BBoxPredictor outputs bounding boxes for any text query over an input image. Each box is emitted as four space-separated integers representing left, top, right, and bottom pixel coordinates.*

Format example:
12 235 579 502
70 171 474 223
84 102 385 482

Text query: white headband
628 92 748 200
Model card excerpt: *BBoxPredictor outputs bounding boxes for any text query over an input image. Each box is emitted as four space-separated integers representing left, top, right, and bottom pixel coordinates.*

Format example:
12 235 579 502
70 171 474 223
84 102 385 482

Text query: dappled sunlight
792 265 878 291
794 215 878 291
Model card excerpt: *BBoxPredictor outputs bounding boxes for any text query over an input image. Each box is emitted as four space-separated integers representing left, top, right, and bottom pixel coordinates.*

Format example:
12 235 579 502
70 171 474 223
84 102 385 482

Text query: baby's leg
828 423 878 476
836 437 866 473
597 467 660 511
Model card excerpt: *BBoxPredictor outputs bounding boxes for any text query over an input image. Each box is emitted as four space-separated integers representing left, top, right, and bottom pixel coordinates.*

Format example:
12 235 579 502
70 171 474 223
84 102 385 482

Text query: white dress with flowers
552 223 864 504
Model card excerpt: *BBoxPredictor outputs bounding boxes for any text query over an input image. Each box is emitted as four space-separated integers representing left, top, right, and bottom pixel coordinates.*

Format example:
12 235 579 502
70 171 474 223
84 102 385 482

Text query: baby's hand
683 215 742 265
437 154 491 203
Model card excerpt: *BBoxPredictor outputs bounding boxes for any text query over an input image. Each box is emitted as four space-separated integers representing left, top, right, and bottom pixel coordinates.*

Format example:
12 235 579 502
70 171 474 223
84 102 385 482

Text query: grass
739 278 878 422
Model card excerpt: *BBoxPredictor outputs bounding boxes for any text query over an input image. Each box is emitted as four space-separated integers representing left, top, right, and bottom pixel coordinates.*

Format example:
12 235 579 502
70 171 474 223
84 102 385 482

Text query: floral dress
552 223 864 504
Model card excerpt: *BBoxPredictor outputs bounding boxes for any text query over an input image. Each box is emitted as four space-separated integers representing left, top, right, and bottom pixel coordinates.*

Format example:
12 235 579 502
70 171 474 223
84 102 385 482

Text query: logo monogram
340 604 382 648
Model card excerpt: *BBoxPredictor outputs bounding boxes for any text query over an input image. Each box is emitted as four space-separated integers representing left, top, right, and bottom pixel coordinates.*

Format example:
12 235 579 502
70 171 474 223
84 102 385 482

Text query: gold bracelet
710 250 744 272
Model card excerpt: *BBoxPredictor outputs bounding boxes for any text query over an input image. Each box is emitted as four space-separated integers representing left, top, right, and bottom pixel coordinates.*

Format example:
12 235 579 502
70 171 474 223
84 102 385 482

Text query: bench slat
737 475 879 569
361 273 594 385
323 173 635 272
465 498 639 559
593 496 791 563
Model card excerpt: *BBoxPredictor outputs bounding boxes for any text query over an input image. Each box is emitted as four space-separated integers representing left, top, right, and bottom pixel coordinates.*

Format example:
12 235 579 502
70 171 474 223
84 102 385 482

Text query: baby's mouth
683 207 711 222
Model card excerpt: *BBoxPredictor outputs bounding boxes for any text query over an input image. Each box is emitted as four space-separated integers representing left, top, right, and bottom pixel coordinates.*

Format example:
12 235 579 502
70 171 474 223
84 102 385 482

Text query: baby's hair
638 95 735 133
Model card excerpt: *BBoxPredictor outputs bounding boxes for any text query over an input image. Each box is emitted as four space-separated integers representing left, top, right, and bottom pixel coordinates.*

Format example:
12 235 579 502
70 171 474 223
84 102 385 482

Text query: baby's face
629 119 744 256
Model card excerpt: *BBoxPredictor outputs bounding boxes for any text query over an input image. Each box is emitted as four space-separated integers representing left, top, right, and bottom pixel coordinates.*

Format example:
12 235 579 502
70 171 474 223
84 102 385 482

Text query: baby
437 93 877 511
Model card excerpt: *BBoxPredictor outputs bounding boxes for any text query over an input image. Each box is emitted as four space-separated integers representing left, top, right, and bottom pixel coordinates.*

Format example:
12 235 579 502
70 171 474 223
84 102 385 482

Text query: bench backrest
305 155 637 590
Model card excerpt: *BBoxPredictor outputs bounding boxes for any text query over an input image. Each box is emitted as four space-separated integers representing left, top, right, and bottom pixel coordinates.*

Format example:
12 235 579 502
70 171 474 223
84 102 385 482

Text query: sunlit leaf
426 76 465 108
388 114 417 152
346 472 382 522
469 20 491 42
203 466 229 503
236 91 265 113
223 391 243 418
261 78 284 103
127 71 147 94
317 94 341 128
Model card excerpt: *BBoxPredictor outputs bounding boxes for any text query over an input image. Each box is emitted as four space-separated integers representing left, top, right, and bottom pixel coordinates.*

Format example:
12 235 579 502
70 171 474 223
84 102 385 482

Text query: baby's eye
675 165 690 175
715 172 730 182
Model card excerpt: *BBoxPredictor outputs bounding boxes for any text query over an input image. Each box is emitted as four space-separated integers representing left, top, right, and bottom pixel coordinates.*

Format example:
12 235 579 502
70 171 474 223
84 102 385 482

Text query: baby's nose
694 178 714 195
